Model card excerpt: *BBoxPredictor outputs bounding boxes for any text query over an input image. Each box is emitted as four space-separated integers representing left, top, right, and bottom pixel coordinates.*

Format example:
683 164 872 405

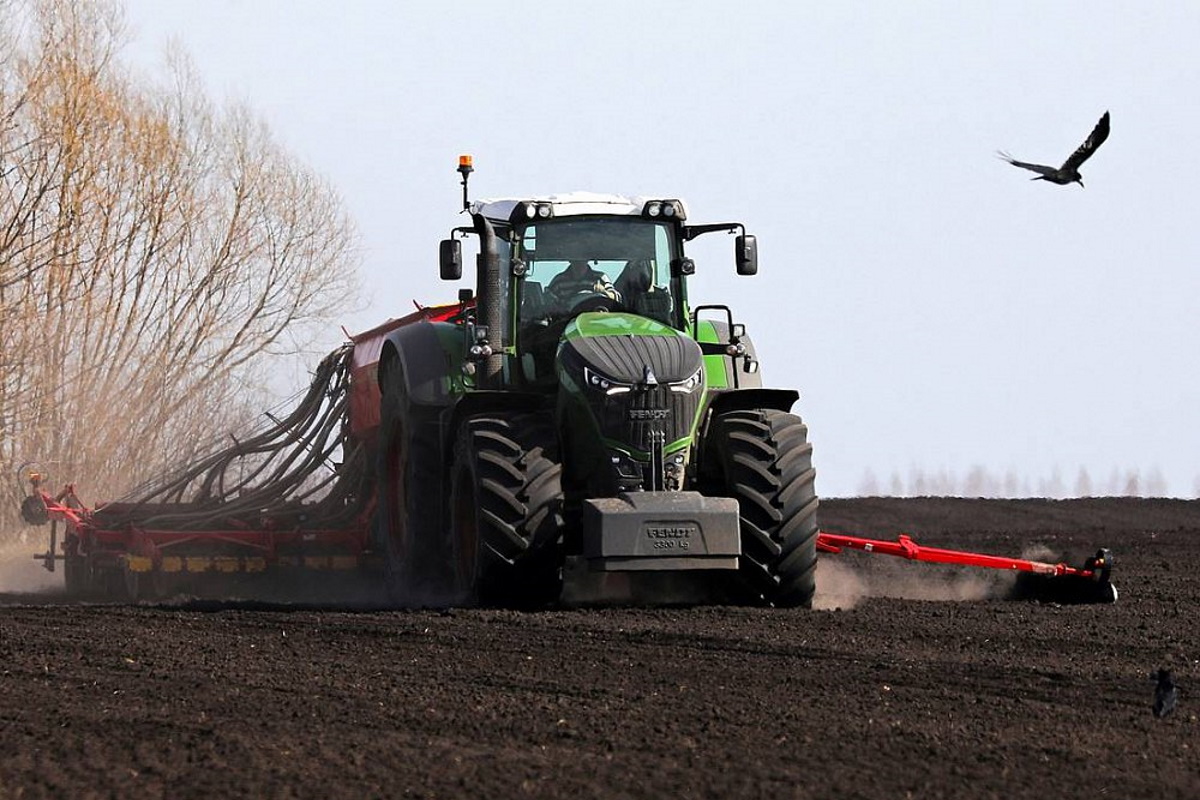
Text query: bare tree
1 0 358 538
1144 468 1168 497
857 468 880 496
1074 467 1092 498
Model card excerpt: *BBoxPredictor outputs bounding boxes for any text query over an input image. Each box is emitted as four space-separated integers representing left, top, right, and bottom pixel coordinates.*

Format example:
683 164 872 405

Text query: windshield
515 217 678 328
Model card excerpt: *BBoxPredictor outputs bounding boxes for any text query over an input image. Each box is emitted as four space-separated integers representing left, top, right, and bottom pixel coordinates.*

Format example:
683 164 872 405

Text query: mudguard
705 387 800 418
378 321 460 408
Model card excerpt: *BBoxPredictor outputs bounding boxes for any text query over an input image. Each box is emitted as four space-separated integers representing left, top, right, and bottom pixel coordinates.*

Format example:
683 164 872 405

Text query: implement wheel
63 548 87 598
119 565 169 602
708 409 819 608
448 415 563 609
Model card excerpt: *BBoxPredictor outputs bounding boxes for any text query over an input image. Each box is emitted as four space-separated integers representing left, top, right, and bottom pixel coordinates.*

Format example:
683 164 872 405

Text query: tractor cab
466 195 689 387
440 160 759 394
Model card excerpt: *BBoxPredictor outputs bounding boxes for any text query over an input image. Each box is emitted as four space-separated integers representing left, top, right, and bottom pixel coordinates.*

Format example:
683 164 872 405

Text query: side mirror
439 239 462 280
735 234 757 276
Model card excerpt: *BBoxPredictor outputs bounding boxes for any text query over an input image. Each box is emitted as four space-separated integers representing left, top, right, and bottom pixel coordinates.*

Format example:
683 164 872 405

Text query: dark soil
2 498 1198 799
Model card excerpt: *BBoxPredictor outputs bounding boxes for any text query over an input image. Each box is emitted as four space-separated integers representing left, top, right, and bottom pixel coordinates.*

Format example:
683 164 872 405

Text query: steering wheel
569 293 619 314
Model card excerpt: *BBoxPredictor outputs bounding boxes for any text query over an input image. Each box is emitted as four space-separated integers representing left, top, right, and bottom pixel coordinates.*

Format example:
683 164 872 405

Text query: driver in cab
545 260 621 310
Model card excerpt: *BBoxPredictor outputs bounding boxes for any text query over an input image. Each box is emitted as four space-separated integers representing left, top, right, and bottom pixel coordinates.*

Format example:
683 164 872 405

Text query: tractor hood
558 313 703 388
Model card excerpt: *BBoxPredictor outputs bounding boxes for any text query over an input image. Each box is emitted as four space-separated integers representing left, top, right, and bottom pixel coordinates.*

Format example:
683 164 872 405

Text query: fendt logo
628 408 670 421
645 524 697 539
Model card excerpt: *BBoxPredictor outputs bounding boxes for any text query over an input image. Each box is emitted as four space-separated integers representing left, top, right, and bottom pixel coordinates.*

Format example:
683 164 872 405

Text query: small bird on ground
1152 668 1178 718
998 111 1110 187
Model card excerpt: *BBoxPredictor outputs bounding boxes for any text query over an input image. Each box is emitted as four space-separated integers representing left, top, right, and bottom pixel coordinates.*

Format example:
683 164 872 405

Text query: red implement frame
817 531 1116 603
28 476 373 595
34 487 371 561
818 532 1096 579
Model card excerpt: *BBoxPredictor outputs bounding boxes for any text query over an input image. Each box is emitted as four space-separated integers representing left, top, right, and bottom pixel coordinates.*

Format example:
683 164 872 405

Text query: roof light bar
510 202 554 224
642 200 686 221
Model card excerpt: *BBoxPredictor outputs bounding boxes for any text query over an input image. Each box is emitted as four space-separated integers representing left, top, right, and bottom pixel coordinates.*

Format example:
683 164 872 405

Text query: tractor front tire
709 409 819 608
448 415 563 609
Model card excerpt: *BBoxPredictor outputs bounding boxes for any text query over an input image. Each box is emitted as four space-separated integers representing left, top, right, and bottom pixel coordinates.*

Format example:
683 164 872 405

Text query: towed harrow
20 344 375 600
17 301 468 602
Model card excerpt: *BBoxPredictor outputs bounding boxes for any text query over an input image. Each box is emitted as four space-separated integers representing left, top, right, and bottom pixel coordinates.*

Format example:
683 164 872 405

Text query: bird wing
996 151 1057 176
1061 111 1110 171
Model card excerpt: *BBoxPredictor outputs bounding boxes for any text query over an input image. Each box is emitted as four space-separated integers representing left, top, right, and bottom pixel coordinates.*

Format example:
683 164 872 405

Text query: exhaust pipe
471 212 504 389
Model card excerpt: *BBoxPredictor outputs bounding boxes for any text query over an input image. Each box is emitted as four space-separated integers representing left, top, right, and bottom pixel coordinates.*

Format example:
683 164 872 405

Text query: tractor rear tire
448 415 563 609
708 409 819 608
378 359 445 603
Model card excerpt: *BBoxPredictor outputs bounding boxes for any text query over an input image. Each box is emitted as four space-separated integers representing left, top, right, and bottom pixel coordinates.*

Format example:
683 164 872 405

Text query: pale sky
119 1 1200 498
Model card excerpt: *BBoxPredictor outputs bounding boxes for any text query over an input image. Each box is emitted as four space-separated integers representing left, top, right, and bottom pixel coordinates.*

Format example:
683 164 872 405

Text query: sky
117 1 1200 498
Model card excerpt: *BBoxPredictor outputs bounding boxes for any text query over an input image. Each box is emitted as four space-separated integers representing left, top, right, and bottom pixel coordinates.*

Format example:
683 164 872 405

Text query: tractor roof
471 192 690 224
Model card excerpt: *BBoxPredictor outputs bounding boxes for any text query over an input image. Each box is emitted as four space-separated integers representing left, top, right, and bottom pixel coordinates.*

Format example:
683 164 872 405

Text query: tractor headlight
669 367 704 394
584 366 632 395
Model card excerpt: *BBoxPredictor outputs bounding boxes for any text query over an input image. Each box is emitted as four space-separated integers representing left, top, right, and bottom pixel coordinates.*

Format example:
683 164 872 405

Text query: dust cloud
813 559 869 610
0 536 60 594
813 555 1013 610
1020 543 1060 562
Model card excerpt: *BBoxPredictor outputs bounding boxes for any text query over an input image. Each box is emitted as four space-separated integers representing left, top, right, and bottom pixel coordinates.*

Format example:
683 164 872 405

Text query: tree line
856 465 1174 499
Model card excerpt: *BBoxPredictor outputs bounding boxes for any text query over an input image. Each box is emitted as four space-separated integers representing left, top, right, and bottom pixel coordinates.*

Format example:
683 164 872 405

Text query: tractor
371 156 818 608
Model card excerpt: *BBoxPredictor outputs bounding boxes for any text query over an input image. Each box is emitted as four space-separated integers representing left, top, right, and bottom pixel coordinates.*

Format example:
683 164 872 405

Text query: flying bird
998 111 1110 187
1152 668 1178 719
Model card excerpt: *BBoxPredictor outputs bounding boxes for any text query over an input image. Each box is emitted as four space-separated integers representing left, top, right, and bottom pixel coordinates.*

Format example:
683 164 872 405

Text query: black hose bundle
95 345 371 531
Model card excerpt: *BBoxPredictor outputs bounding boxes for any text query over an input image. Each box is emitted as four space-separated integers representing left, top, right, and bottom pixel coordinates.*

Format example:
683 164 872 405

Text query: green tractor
372 158 818 608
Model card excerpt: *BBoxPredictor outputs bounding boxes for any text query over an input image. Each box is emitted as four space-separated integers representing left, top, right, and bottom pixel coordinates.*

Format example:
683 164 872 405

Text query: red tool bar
817 532 1094 579
36 488 88 528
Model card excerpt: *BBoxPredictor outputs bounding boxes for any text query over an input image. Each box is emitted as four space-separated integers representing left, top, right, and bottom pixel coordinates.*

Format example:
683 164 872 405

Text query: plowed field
2 498 1197 799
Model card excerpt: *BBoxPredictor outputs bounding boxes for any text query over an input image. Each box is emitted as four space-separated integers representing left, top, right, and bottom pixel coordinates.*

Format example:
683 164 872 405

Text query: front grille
559 326 705 458
593 385 700 452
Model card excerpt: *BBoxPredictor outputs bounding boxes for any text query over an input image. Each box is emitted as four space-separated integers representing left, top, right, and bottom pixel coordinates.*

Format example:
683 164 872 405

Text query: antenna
458 154 474 211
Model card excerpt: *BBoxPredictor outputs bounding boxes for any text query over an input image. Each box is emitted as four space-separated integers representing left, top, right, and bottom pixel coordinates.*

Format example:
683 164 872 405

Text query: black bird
998 111 1110 187
1152 668 1178 719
